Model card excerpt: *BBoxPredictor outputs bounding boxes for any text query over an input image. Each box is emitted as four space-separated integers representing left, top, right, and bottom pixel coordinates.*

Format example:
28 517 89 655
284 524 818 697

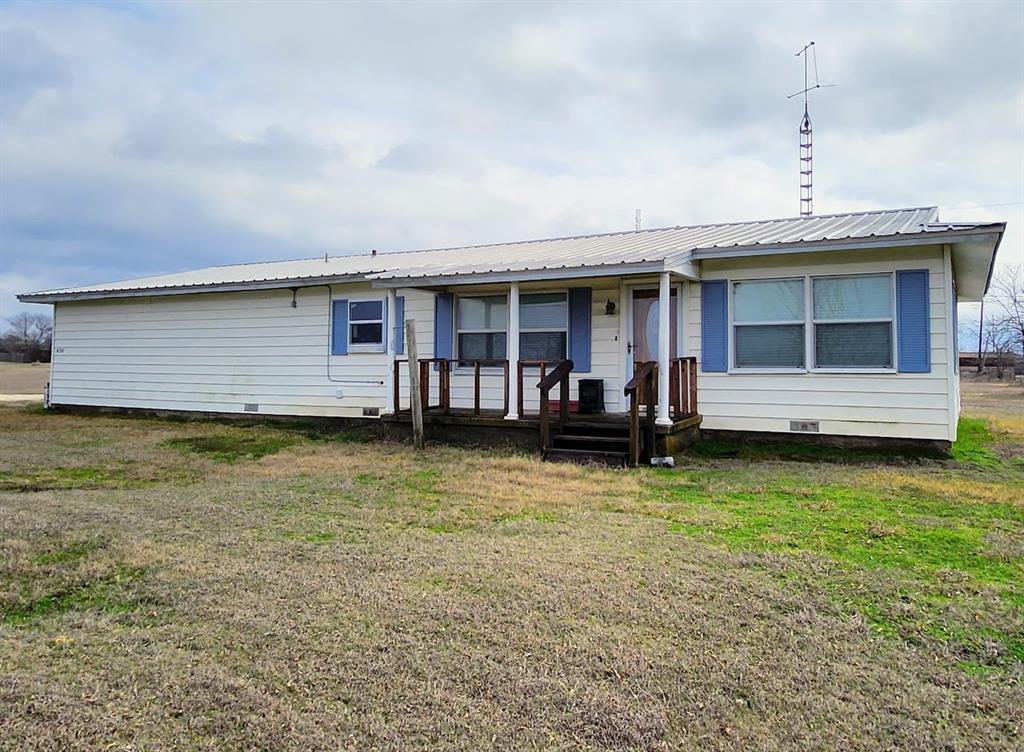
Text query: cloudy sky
1 0 1022 326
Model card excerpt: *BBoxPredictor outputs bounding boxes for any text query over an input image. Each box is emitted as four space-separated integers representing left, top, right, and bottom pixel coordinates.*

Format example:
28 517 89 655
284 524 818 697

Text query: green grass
647 417 1024 672
951 417 1002 468
0 466 124 491
165 433 295 463
2 566 148 625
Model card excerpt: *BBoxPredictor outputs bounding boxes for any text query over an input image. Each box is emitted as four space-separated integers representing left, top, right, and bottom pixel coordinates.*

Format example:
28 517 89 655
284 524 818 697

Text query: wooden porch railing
536 359 573 450
469 359 509 415
516 359 564 417
392 358 509 415
669 356 698 419
624 361 657 467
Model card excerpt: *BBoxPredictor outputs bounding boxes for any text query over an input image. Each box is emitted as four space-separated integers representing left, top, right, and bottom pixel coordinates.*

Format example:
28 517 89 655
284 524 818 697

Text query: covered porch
381 271 701 466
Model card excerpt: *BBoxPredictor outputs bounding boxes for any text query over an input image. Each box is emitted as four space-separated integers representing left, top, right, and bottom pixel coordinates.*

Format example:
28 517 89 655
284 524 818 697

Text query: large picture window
520 292 568 361
812 274 893 368
732 279 805 368
348 299 384 351
457 295 507 365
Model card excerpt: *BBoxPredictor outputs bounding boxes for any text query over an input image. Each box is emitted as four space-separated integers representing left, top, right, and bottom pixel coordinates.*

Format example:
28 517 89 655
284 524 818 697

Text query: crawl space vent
362 407 380 417
790 420 819 433
243 403 259 413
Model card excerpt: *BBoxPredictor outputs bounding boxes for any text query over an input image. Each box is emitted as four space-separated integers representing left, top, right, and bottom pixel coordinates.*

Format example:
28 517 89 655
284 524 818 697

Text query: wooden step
552 434 630 450
559 422 631 438
543 447 628 467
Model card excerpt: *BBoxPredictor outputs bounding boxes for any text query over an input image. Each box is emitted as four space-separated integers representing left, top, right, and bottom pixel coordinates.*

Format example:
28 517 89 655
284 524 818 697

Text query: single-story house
19 206 1005 465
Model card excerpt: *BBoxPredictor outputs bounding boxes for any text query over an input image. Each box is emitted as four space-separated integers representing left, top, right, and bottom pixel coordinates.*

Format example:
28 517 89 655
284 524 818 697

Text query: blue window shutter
701 281 728 372
395 295 406 354
434 293 453 360
897 269 930 373
331 299 348 355
568 287 592 371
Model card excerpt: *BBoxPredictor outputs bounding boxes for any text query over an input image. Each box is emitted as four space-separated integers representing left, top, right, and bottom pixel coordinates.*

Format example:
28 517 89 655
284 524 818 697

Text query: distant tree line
1 313 53 363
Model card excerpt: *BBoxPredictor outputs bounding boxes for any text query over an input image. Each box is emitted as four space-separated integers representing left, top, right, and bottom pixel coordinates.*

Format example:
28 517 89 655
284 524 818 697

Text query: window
732 279 805 368
812 274 893 368
457 294 507 364
520 292 568 361
349 299 384 351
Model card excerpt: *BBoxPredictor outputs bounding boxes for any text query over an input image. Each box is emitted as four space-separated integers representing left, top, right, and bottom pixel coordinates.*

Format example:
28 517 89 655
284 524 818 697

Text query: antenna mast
788 42 834 217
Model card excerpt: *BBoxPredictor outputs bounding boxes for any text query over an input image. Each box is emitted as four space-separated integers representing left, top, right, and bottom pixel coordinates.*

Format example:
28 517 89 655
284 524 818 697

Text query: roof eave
688 226 1005 261
366 260 679 288
17 273 371 304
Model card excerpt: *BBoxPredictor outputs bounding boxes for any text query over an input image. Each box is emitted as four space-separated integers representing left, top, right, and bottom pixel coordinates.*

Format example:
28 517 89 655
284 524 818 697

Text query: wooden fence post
406 319 424 449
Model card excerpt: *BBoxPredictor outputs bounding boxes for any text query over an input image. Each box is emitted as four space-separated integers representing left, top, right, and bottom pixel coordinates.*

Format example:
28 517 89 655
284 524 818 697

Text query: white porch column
385 287 398 414
505 281 520 419
656 271 672 426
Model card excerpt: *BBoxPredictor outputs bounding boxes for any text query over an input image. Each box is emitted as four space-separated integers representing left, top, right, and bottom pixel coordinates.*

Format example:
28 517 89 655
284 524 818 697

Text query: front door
630 288 677 364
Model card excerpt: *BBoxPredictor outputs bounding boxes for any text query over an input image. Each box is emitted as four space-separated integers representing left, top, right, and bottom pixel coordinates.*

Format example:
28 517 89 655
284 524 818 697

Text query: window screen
732 279 805 368
812 275 893 368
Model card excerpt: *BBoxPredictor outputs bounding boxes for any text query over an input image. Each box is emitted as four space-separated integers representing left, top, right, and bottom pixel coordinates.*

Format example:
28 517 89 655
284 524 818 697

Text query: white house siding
685 246 955 441
50 283 435 419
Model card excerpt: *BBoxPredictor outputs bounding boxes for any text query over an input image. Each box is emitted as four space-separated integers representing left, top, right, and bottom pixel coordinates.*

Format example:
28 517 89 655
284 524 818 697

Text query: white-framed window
811 274 894 369
456 294 507 365
348 298 385 352
731 278 806 369
520 291 568 362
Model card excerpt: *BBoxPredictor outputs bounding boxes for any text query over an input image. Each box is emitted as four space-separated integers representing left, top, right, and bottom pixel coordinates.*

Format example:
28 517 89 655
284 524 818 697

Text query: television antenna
787 42 835 216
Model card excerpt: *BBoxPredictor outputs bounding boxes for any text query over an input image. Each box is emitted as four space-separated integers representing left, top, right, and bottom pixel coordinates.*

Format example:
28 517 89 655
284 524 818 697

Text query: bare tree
1 312 53 363
988 265 1024 357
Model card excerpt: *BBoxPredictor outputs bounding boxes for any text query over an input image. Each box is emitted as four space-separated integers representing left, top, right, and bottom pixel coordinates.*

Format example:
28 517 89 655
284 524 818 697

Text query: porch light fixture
605 299 616 316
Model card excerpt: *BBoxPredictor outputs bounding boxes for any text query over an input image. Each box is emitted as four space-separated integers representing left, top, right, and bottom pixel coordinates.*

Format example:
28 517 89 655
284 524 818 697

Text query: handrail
536 359 573 391
624 360 657 467
624 360 656 393
536 359 573 450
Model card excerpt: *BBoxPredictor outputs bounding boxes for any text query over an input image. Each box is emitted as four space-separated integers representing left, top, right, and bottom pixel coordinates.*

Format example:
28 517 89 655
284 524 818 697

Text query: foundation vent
243 403 259 413
362 407 380 417
790 420 819 433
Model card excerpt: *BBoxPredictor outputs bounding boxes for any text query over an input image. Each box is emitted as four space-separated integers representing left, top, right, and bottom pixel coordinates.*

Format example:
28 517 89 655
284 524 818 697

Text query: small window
732 279 805 368
812 274 893 368
349 299 384 351
520 292 568 362
457 295 507 365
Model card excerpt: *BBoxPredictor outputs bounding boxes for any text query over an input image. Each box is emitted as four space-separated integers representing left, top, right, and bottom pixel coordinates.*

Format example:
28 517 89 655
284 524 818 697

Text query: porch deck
387 356 701 465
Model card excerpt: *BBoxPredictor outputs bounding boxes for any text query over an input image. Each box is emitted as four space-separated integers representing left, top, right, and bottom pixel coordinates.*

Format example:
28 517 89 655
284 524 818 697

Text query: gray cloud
0 27 71 116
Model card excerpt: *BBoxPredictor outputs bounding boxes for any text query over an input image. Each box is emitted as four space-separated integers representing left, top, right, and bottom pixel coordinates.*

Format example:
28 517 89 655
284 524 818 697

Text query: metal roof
18 206 1005 301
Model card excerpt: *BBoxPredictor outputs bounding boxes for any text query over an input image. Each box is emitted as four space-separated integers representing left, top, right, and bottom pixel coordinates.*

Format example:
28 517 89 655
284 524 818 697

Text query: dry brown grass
1 389 1022 751
0 363 49 394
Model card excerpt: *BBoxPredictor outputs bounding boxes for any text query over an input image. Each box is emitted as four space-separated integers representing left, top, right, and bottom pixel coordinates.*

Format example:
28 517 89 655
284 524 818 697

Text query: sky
1 0 1022 333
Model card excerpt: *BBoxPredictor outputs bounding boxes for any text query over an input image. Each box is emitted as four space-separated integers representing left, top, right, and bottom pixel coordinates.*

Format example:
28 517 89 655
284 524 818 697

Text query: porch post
385 288 397 414
505 281 520 419
656 271 672 426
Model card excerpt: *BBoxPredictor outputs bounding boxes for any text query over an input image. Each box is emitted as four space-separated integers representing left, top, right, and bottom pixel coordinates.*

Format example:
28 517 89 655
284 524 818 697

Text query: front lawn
1 385 1021 751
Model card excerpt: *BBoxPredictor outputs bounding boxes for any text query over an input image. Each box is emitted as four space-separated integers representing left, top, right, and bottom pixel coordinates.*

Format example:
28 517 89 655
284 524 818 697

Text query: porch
384 356 701 466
